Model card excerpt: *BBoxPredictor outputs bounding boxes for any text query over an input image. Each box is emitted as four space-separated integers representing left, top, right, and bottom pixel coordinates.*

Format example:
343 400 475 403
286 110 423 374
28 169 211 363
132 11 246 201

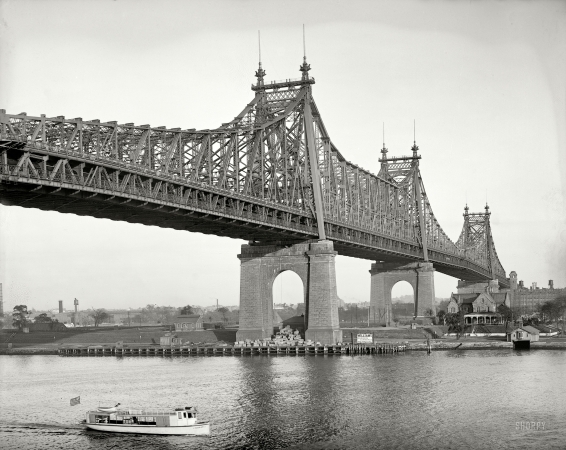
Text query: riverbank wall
2 339 566 356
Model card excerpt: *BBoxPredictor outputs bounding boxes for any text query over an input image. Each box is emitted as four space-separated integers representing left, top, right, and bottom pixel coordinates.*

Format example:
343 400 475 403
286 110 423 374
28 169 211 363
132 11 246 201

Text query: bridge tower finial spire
380 122 388 169
300 24 311 81
411 119 419 157
381 123 388 155
255 30 266 88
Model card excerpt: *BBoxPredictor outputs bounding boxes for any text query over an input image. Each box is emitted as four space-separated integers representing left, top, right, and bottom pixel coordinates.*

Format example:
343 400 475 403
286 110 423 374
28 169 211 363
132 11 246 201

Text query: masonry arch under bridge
369 262 436 326
272 269 305 327
236 240 342 344
390 280 416 323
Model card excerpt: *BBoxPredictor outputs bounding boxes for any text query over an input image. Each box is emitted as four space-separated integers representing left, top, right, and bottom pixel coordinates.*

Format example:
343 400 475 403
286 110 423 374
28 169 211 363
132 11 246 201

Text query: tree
180 305 195 315
141 304 158 324
12 305 30 330
34 313 57 324
437 299 451 314
89 308 109 327
436 310 446 326
218 307 229 323
497 304 512 328
558 296 566 336
542 296 566 332
445 311 465 337
156 306 177 325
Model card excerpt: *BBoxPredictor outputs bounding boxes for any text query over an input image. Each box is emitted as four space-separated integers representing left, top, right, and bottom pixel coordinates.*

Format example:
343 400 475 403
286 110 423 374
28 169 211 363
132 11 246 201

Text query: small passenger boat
85 405 210 435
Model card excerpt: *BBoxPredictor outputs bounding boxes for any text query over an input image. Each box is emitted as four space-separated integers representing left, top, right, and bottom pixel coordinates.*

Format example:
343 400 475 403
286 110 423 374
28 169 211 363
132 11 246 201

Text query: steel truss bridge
0 61 508 287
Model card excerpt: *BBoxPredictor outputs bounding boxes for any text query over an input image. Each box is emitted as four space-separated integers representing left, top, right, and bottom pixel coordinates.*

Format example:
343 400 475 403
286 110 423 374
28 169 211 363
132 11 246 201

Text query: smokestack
549 280 554 289
73 298 79 326
519 280 524 288
59 300 63 314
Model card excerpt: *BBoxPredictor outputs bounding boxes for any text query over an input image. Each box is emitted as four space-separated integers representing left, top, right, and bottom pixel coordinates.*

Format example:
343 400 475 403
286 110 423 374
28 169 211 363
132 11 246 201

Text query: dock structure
58 343 407 357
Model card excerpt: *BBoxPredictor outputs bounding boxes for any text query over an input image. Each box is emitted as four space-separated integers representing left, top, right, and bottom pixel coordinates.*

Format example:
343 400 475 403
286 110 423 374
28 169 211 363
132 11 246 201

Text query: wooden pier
58 343 407 357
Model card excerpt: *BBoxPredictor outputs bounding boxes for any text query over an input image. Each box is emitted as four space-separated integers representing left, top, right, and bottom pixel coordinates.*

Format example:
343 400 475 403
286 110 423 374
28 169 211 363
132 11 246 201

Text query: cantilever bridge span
0 63 508 343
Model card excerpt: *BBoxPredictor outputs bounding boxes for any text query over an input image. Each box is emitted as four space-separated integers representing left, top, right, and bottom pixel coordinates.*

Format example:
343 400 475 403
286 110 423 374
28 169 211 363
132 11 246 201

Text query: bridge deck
0 173 504 285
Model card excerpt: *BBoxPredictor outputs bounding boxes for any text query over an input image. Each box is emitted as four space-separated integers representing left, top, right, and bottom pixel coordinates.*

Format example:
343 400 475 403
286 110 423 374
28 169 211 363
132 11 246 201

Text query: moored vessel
85 405 210 435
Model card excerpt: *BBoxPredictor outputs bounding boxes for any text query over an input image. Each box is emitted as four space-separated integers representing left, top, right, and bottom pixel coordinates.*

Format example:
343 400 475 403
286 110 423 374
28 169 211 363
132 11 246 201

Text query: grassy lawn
1 327 238 348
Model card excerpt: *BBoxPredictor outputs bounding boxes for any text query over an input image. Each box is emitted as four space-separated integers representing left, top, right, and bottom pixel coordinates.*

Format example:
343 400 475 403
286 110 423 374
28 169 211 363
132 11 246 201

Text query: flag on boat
70 396 80 406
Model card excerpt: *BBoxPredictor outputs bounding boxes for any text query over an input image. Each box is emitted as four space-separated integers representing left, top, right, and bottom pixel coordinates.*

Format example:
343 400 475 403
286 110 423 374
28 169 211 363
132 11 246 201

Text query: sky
0 0 565 312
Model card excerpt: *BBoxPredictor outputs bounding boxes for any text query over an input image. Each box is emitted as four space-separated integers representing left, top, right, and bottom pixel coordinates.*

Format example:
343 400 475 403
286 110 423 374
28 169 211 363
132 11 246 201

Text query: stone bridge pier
236 240 342 345
369 262 436 326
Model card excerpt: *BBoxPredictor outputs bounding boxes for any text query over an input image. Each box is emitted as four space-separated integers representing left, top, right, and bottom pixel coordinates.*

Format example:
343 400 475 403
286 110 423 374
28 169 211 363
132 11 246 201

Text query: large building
508 272 566 315
448 271 566 319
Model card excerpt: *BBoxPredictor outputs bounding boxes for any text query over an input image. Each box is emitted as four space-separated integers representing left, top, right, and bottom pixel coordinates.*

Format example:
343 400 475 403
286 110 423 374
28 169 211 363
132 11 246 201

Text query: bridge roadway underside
0 180 497 285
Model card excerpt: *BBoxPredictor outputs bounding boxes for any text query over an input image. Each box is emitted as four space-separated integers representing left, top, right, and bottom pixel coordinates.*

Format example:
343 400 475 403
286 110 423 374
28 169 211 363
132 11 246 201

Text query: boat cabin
86 406 199 427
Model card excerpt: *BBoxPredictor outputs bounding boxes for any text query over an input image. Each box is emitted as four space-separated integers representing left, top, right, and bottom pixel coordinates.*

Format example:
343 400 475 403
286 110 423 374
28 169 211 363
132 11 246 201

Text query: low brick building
173 314 203 332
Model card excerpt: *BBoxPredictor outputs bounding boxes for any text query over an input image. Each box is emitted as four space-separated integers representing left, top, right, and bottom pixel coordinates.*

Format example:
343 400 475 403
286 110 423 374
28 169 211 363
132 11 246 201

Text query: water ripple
0 351 565 449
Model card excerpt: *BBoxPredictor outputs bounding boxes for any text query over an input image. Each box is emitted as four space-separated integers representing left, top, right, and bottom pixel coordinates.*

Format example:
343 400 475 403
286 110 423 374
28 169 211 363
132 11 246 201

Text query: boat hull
86 422 210 436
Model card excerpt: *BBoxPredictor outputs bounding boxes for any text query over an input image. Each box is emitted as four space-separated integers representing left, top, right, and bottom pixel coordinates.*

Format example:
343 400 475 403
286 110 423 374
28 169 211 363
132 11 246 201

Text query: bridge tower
236 240 341 344
369 262 436 325
369 137 436 324
236 55 341 345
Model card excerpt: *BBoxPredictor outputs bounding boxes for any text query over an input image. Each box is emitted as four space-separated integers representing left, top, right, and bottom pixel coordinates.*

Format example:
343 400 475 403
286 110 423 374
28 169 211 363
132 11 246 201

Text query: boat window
187 413 193 418
178 412 183 419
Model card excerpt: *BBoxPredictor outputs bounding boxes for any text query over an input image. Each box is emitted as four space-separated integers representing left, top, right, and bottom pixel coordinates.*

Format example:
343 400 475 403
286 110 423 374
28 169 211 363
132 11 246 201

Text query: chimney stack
549 280 554 289
59 300 63 314
73 299 79 326
519 280 524 288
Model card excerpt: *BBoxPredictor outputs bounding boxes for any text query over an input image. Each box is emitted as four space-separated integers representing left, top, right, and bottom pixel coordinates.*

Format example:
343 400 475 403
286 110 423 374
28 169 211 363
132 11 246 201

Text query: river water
0 350 565 450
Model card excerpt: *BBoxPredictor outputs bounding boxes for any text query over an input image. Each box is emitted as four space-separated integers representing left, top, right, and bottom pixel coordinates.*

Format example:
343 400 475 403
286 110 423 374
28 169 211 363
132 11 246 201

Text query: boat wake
1 422 85 433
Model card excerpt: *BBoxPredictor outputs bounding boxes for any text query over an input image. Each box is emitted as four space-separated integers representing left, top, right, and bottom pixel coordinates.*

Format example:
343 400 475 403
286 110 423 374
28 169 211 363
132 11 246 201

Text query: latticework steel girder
0 67 508 286
455 205 506 280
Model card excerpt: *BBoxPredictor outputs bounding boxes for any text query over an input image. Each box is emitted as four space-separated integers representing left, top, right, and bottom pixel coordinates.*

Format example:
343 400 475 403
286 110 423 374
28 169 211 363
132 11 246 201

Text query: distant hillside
392 295 414 304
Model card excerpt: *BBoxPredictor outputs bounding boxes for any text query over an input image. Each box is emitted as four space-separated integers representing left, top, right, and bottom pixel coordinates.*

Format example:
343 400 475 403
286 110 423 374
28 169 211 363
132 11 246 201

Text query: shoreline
2 340 566 355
